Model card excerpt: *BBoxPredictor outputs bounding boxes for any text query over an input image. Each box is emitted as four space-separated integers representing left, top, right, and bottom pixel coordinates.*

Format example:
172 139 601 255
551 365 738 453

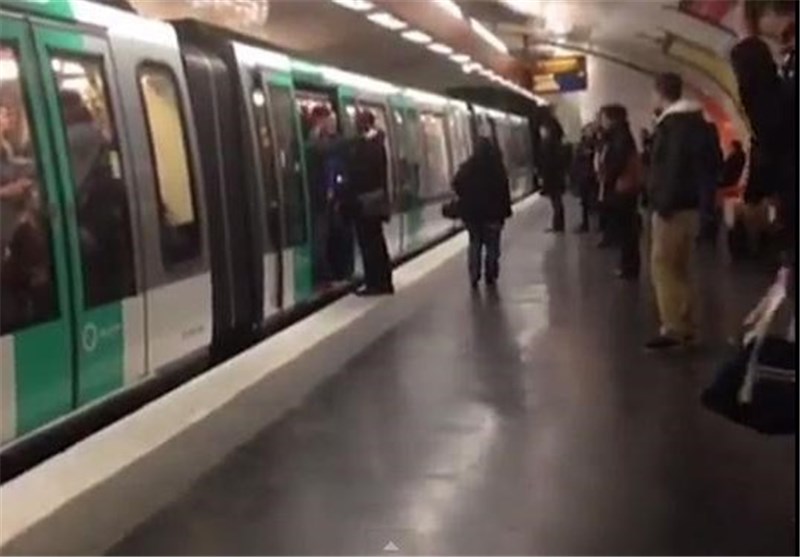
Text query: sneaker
644 335 682 351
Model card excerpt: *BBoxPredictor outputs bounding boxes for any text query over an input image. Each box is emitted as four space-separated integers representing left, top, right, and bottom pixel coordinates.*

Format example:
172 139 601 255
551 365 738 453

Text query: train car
0 0 536 468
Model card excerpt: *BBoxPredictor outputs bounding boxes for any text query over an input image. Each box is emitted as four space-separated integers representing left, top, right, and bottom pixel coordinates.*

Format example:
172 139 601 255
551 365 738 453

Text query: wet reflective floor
111 201 796 556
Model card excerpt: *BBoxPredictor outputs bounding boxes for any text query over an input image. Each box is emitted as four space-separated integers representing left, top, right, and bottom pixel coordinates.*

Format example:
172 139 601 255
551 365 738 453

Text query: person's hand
0 178 33 199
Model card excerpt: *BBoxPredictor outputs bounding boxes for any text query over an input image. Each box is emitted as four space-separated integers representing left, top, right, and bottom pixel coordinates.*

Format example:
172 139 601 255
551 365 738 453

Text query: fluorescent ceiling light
470 18 509 54
431 0 463 19
401 29 433 44
449 53 470 64
329 0 374 11
427 43 453 55
367 11 408 30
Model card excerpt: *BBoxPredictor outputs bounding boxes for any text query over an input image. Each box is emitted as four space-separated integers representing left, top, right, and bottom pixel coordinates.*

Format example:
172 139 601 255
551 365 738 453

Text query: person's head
310 105 335 137
599 104 627 130
731 139 743 152
355 109 375 135
653 72 683 111
744 0 796 42
59 89 94 126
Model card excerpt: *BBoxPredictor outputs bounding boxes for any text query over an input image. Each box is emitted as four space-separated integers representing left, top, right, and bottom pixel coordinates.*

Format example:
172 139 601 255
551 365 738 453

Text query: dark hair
355 109 375 132
601 103 628 124
309 105 331 125
655 72 683 102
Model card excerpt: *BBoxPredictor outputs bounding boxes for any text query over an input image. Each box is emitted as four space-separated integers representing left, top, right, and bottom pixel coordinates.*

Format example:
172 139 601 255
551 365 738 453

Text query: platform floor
111 201 796 556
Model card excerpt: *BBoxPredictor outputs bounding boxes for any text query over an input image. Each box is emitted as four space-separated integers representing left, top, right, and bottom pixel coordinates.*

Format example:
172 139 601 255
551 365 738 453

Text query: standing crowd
449 0 795 352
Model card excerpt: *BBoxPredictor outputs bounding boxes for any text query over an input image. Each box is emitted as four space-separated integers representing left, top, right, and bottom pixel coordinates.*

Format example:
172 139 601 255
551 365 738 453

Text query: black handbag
441 198 461 220
701 270 796 434
358 189 390 220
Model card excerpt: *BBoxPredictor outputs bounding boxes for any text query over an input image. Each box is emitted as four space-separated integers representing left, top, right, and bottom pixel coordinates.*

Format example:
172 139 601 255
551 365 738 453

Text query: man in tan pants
646 72 719 350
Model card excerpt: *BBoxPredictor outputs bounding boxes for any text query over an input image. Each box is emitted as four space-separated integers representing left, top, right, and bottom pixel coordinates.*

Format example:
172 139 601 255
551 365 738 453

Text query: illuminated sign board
531 55 587 94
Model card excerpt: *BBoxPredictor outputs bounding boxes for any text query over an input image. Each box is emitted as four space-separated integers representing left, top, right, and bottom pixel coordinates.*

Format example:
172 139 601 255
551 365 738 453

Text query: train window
0 45 59 335
419 112 450 198
51 53 135 308
268 84 307 247
138 64 201 268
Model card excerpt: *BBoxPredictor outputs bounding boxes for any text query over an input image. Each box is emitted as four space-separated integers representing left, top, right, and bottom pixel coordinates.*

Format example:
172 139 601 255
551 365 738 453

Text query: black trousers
612 194 641 276
355 216 392 290
547 192 565 231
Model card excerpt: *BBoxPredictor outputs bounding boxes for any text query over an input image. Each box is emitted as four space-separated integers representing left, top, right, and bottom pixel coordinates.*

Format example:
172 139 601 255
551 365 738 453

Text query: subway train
0 0 535 460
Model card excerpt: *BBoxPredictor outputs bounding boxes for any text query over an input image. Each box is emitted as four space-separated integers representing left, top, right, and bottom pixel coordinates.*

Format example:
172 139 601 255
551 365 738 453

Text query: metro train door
32 25 146 406
264 76 312 304
0 18 74 443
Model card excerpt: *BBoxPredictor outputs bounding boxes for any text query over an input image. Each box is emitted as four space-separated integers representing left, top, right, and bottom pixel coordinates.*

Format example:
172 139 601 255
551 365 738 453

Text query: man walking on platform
645 72 713 350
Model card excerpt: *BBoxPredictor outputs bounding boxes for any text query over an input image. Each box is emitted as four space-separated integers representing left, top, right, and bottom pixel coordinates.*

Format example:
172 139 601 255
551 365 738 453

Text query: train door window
0 44 58 335
295 91 336 140
50 54 135 308
268 84 306 247
138 64 200 269
250 82 280 252
419 112 450 198
403 110 422 199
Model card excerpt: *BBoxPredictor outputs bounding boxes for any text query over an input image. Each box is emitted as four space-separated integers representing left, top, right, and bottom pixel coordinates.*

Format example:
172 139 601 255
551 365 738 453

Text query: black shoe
485 277 497 287
574 224 589 234
470 279 480 289
644 335 682 351
546 227 565 234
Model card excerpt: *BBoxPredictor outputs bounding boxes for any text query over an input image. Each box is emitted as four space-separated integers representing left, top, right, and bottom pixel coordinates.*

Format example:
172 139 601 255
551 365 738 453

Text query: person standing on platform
599 104 641 280
696 119 724 245
347 110 394 297
719 140 746 192
569 122 599 233
538 108 567 233
452 137 512 289
645 72 710 350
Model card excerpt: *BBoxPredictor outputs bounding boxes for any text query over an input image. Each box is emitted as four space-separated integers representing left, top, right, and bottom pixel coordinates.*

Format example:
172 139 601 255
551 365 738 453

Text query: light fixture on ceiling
462 62 482 74
328 0 374 12
469 18 509 54
427 43 453 55
431 0 463 19
401 29 433 44
367 11 408 31
449 53 470 64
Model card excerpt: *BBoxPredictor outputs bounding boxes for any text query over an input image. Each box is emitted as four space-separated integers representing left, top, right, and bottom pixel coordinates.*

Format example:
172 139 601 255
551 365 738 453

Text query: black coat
599 123 636 198
719 149 746 189
538 118 566 195
731 37 796 205
647 101 714 217
344 130 388 219
453 141 512 224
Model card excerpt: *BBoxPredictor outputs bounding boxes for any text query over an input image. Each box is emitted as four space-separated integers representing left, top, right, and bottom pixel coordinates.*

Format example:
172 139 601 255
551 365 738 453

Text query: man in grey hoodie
645 72 717 350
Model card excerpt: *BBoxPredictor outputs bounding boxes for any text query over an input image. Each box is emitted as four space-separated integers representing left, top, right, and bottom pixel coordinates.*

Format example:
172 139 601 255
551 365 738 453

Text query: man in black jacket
453 137 512 288
645 72 712 350
538 109 567 233
347 110 393 296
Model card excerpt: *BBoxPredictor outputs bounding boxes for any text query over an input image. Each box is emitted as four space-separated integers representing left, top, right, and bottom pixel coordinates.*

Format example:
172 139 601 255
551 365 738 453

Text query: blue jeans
467 222 502 283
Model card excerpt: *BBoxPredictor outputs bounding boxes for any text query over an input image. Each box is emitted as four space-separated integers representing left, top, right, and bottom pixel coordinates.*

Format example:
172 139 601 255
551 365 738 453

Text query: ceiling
126 0 745 122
